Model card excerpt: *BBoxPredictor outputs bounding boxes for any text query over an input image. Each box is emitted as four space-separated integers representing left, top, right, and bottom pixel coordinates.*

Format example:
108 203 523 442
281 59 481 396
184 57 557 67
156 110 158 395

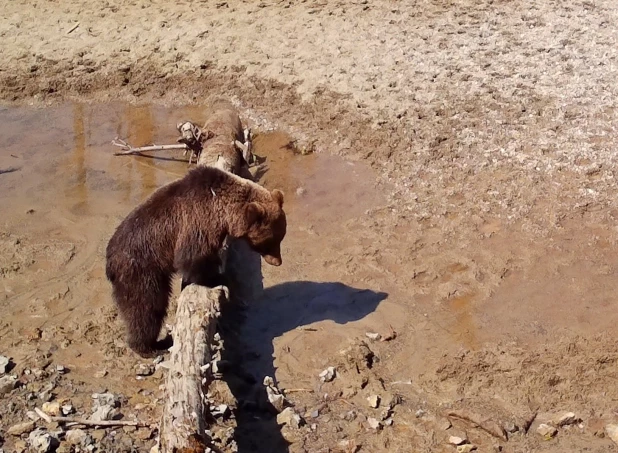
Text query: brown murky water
0 101 387 371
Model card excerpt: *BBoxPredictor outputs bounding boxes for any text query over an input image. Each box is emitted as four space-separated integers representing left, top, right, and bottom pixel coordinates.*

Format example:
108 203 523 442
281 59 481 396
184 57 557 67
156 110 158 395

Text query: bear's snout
264 254 282 266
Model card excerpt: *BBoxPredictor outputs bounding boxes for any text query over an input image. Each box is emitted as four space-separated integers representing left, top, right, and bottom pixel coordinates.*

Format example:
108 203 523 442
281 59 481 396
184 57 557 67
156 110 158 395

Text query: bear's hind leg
113 275 171 358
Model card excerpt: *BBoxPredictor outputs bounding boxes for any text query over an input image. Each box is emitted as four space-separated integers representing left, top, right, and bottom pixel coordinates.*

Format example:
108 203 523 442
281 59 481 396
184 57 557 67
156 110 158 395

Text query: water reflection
70 102 88 211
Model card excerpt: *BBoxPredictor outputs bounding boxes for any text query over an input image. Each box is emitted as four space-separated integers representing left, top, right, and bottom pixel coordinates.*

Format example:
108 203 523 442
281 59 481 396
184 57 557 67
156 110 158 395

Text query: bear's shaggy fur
105 166 286 357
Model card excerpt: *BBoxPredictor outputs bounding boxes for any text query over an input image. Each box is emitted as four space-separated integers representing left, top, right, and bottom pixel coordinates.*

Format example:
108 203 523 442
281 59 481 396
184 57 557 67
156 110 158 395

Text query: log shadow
0 166 20 175
220 242 386 453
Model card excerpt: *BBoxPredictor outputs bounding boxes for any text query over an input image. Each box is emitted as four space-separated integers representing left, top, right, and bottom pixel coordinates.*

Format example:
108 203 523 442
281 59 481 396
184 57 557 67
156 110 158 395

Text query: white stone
367 394 380 408
276 407 302 429
319 367 336 382
28 429 59 452
61 404 75 415
537 423 557 438
41 401 61 416
0 355 10 374
449 436 467 445
556 412 578 426
90 404 117 422
365 332 381 341
367 417 381 430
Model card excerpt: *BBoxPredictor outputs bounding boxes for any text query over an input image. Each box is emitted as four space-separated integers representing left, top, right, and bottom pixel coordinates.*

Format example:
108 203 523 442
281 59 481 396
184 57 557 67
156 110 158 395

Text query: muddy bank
2 101 618 452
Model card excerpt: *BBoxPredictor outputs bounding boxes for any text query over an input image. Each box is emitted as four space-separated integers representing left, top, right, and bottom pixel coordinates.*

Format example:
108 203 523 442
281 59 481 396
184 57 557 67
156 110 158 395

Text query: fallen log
157 285 227 453
195 97 256 273
196 97 254 177
156 99 262 453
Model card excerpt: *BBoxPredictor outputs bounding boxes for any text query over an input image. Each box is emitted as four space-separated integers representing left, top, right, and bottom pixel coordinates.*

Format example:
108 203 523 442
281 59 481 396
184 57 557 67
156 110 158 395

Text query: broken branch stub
158 285 229 453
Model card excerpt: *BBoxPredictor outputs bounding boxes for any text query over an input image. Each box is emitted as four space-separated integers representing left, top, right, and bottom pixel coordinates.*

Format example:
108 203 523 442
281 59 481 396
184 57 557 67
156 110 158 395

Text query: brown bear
105 165 286 358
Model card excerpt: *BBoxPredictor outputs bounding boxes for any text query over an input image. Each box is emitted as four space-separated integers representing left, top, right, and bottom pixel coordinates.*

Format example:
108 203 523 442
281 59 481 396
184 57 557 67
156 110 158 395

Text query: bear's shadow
218 238 387 453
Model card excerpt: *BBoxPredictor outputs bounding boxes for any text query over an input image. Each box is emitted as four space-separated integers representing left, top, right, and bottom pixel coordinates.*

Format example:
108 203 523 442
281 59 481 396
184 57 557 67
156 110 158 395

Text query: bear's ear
229 202 265 238
245 202 265 226
271 189 284 208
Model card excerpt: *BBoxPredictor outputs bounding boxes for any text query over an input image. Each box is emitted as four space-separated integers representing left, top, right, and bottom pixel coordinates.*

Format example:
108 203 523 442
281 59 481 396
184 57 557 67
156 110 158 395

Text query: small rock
380 408 393 421
384 417 394 426
211 404 230 418
38 382 55 403
136 427 154 440
92 392 119 407
42 401 61 416
26 410 40 421
457 445 477 453
341 410 357 421
267 391 286 412
449 436 467 446
415 409 426 418
439 418 452 430
8 421 36 436
55 365 66 374
38 391 53 403
605 424 618 445
90 404 117 422
91 430 106 442
296 187 306 196
0 355 11 374
365 332 381 341
367 417 381 430
135 363 155 377
367 395 380 408
28 428 59 452
61 404 74 415
277 407 303 429
311 409 320 418
504 421 518 433
319 367 336 383
66 429 93 447
556 412 578 427
0 374 17 394
264 376 288 412
94 370 107 378
537 423 557 439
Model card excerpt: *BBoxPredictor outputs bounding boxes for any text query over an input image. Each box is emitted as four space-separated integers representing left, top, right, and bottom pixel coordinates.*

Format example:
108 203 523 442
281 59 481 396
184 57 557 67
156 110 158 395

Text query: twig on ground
283 388 314 394
35 407 154 428
447 409 508 441
67 23 80 34
112 137 188 156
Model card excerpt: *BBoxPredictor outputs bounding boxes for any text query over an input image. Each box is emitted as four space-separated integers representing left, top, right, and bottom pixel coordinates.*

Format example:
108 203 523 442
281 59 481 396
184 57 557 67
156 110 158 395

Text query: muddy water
0 102 390 387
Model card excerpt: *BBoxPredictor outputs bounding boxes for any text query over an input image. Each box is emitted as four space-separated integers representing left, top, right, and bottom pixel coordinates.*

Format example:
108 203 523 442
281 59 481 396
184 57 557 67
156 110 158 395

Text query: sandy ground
2 0 618 452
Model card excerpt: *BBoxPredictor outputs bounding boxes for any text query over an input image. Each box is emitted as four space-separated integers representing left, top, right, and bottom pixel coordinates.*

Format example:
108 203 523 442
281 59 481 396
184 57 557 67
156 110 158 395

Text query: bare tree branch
112 137 188 156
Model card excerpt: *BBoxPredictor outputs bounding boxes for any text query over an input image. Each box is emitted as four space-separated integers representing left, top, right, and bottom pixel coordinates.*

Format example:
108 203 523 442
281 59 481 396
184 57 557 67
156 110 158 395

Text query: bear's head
232 189 287 266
